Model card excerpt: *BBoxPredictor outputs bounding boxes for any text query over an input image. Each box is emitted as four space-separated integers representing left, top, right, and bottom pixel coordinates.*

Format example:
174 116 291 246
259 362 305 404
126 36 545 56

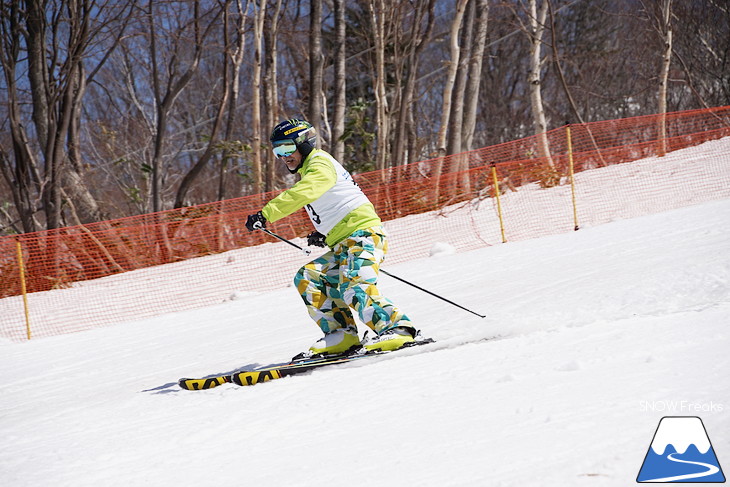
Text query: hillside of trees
1 0 728 235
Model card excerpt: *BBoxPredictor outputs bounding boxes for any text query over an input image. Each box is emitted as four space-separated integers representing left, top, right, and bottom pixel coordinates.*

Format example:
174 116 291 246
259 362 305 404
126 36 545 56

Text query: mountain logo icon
637 416 725 483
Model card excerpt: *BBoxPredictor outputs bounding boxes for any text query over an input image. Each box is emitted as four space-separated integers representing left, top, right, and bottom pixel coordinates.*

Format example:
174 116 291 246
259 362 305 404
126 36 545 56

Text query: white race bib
305 153 370 235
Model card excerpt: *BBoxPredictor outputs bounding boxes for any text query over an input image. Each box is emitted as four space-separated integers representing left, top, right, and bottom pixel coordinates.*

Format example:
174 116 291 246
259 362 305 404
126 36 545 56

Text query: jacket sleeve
261 156 337 223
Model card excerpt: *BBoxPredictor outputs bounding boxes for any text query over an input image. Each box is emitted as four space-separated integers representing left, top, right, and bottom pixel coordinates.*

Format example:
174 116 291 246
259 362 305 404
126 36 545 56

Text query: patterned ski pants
293 227 413 335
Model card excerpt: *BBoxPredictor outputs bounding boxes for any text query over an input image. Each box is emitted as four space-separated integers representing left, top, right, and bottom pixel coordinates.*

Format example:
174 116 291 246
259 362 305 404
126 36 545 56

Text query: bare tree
436 0 469 156
670 0 730 109
308 0 324 131
174 4 233 208
547 0 606 166
0 0 134 231
444 0 490 196
547 0 581 125
447 0 476 157
524 0 554 166
2 0 729 234
220 0 251 200
250 0 267 194
656 0 673 155
331 0 347 162
368 0 390 171
462 0 489 153
264 0 282 191
391 0 436 167
430 0 468 205
0 2 42 232
147 0 217 212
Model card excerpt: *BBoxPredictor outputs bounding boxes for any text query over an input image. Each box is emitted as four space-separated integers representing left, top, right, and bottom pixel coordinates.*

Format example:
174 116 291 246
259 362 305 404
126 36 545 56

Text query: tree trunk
0 2 42 233
391 0 436 167
264 0 282 191
369 0 389 171
657 0 673 156
149 0 209 211
308 0 324 132
436 0 468 156
527 0 554 167
432 0 468 205
446 0 474 158
174 42 230 208
462 0 489 152
332 0 347 162
547 0 606 167
219 0 250 201
65 60 103 223
251 0 266 194
25 0 60 228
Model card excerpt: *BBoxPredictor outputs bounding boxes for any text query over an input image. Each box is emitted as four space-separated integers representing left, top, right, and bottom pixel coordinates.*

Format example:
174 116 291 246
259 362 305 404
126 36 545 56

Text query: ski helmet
270 119 316 153
270 119 316 173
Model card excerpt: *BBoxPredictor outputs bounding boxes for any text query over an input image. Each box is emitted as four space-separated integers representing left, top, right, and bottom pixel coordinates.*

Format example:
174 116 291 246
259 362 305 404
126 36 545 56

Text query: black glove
306 231 327 248
245 211 266 231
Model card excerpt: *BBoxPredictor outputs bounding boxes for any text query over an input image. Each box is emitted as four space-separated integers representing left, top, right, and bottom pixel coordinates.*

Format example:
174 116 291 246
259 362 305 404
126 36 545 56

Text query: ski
178 355 345 390
178 337 434 390
178 375 232 390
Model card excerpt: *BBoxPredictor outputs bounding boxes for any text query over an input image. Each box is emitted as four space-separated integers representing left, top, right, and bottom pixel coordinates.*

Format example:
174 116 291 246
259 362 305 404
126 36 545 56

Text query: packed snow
1 149 729 486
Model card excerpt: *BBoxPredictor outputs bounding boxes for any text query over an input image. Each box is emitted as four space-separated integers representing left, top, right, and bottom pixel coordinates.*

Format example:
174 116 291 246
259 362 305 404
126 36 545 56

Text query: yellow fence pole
16 240 32 340
566 125 580 231
490 163 507 243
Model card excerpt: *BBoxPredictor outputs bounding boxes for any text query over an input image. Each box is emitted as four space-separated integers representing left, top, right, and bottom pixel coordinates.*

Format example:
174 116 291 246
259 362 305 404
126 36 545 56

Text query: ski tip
178 375 231 390
231 369 283 387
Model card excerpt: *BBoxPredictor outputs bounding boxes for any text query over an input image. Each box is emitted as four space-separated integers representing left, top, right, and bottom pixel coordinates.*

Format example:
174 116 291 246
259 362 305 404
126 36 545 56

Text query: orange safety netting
2 106 730 341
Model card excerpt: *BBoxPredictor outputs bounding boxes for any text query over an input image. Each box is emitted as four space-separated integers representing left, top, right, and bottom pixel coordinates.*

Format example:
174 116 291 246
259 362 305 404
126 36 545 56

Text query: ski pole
255 226 485 318
378 269 486 318
254 223 311 256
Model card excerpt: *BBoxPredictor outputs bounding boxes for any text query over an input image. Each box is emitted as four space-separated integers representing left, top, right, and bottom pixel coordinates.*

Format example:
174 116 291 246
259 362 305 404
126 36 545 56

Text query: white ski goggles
272 140 297 158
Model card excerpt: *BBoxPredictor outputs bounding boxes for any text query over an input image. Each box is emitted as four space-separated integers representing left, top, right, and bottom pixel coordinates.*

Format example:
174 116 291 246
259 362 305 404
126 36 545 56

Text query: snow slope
1 195 728 486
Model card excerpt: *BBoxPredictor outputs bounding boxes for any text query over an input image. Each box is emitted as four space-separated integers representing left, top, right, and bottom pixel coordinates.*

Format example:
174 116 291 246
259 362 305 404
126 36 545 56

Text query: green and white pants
293 227 414 336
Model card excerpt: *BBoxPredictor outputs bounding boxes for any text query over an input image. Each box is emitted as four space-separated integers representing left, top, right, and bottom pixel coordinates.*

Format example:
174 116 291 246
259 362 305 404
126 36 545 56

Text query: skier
245 119 417 357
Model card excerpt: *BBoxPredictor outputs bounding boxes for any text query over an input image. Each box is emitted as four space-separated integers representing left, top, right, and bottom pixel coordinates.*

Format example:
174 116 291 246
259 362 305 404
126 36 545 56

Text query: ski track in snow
1 142 730 486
